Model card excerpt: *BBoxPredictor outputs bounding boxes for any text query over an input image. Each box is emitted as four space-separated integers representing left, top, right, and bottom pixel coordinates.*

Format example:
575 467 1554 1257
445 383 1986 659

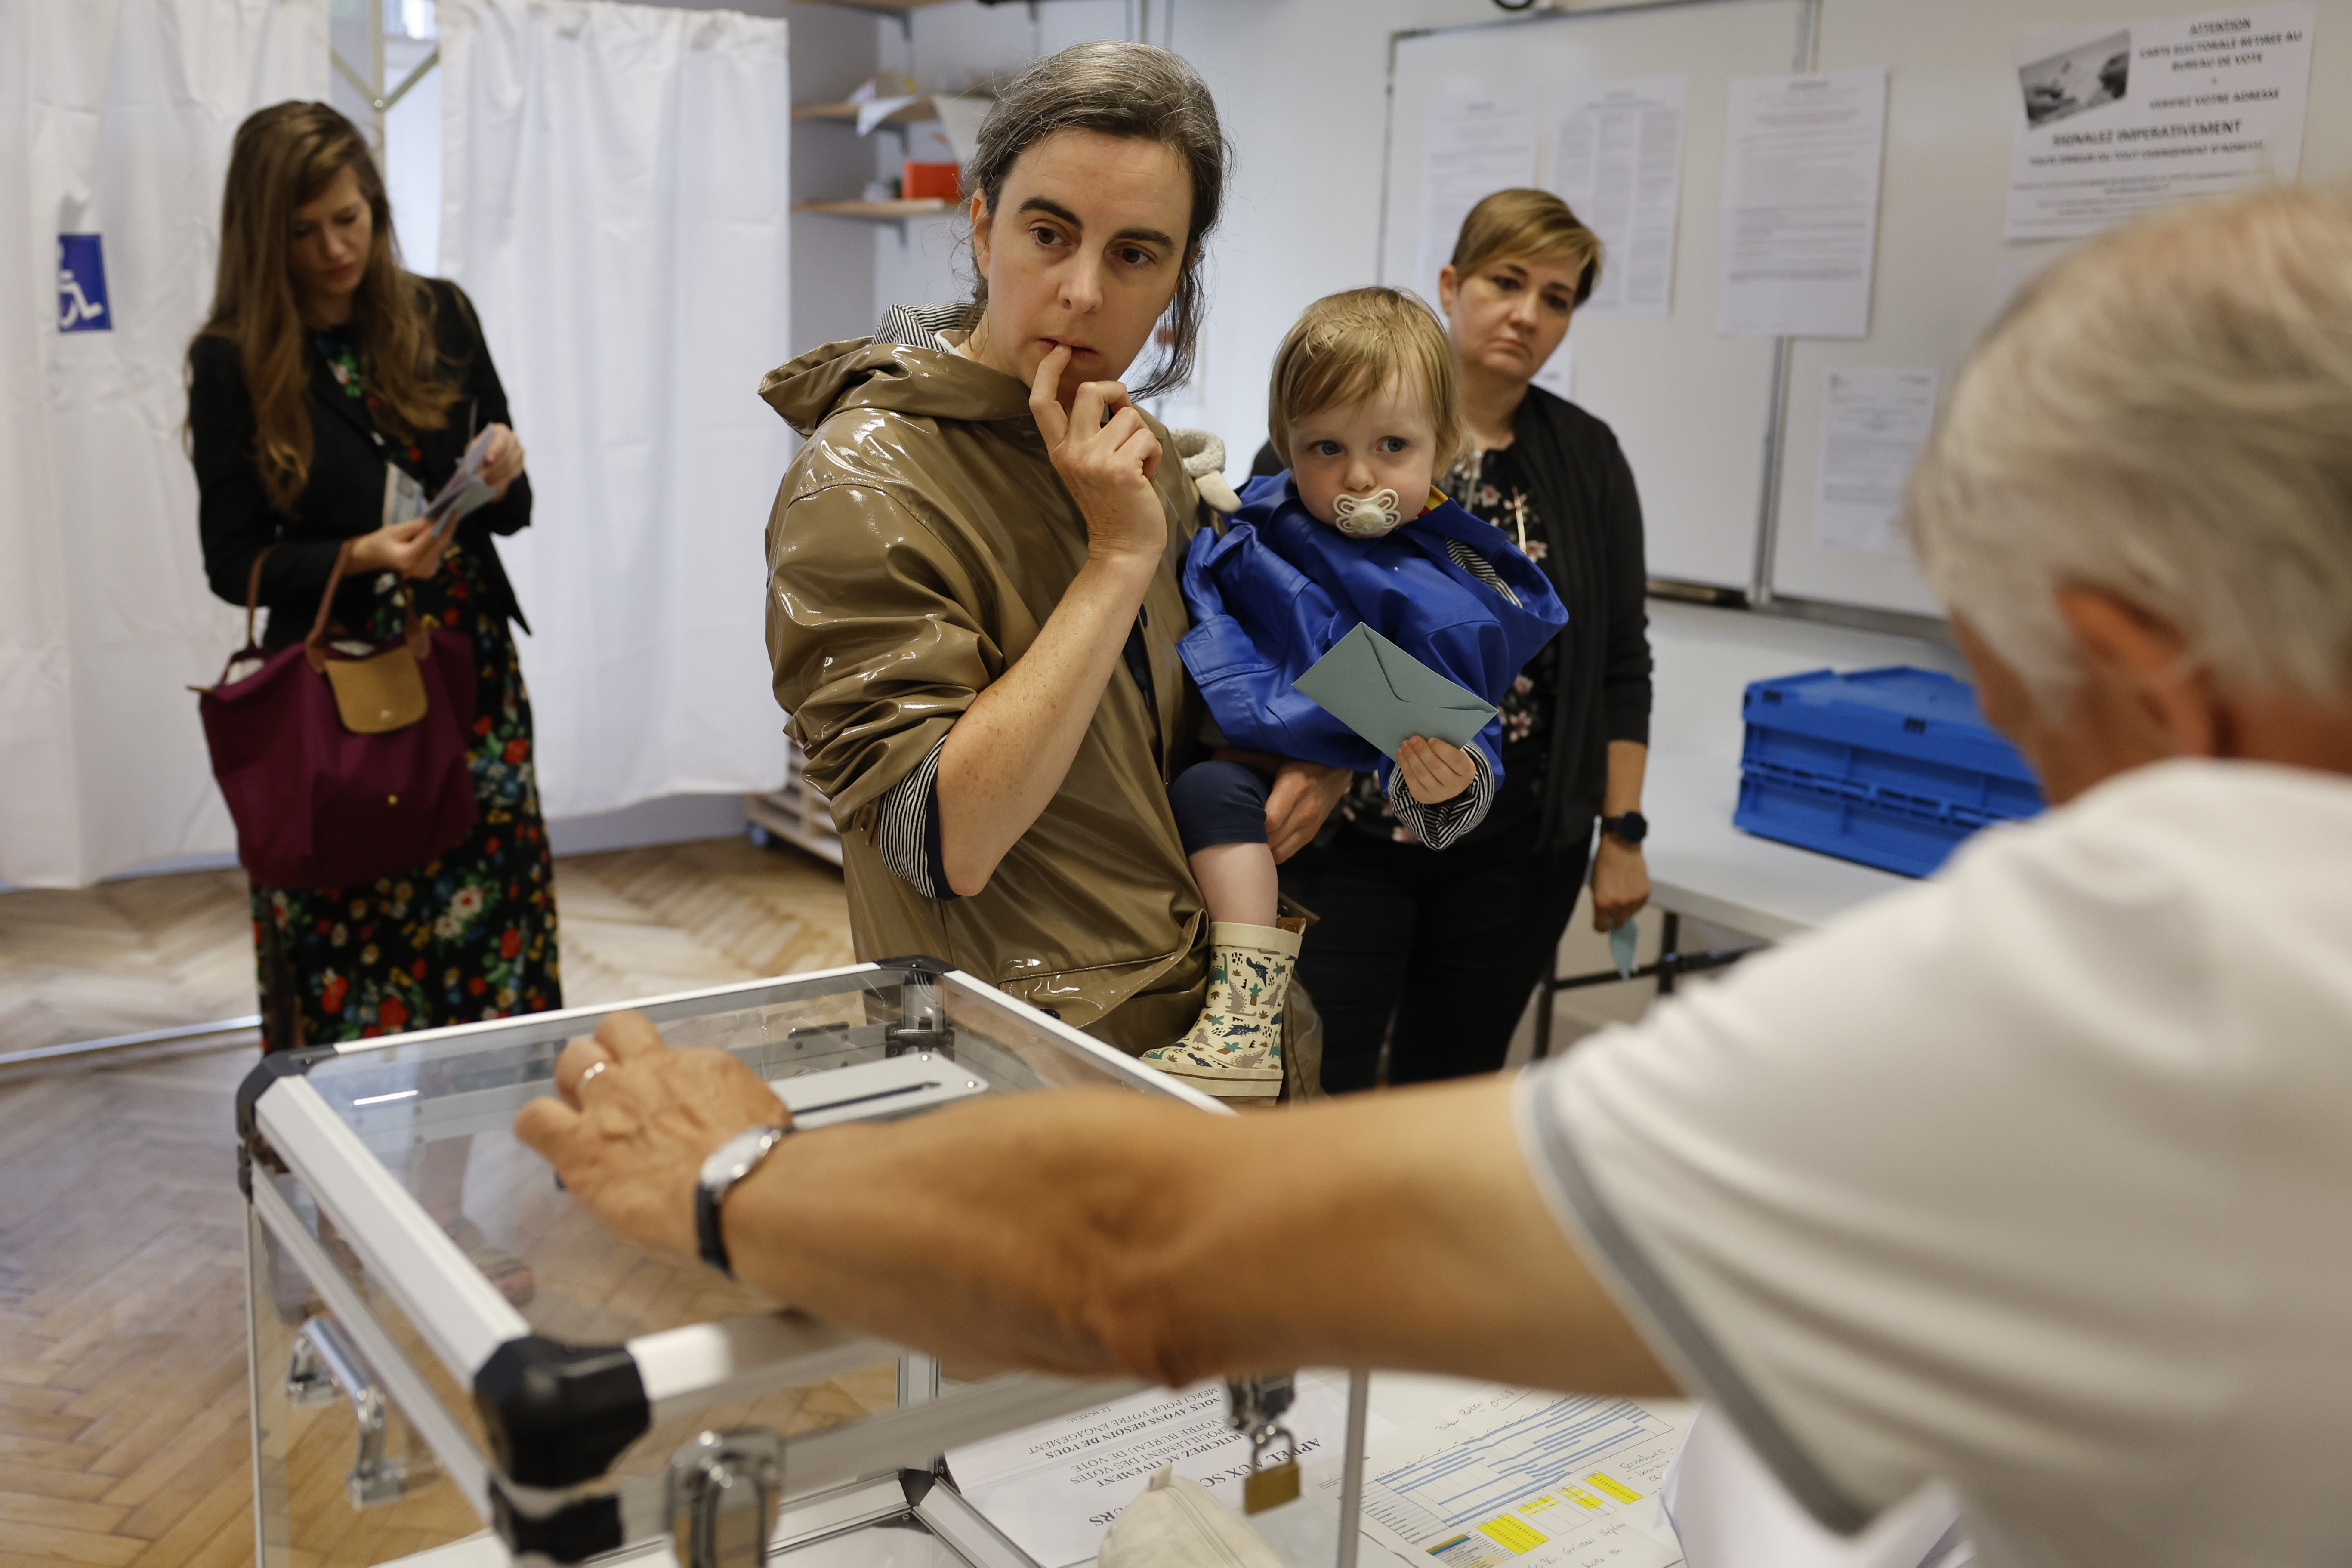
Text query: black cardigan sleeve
188 333 349 637
1593 424 1654 748
438 281 533 542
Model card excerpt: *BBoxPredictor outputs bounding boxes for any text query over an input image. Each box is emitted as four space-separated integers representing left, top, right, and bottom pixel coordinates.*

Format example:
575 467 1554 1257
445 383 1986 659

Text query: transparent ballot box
237 958 1373 1567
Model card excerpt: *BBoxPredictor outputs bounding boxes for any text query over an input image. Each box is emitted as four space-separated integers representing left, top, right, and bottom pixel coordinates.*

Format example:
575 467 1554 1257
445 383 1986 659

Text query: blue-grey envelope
1292 623 1497 760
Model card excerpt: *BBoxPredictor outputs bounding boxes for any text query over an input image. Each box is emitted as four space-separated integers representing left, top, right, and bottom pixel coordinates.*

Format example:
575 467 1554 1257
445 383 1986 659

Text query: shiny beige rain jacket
761 336 1211 1054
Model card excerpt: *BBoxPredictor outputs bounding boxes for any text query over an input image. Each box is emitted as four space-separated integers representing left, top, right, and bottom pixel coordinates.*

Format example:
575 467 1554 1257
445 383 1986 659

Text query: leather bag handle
241 544 276 649
305 539 426 673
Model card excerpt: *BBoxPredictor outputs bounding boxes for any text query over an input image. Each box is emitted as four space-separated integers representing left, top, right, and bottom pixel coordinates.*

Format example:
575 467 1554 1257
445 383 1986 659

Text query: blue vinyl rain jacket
1176 472 1568 793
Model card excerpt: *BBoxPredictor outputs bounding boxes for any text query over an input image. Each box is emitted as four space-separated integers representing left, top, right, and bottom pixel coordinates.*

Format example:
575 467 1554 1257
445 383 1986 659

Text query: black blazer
1249 387 1652 853
190 277 532 649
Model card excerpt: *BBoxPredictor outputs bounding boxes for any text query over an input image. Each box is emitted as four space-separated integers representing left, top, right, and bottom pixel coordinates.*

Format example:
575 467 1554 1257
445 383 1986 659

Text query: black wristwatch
695 1125 790 1278
1599 811 1648 847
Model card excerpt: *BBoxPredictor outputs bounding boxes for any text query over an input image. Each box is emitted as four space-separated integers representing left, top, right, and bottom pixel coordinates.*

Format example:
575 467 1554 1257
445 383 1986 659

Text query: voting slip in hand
424 426 500 540
1292 623 1497 759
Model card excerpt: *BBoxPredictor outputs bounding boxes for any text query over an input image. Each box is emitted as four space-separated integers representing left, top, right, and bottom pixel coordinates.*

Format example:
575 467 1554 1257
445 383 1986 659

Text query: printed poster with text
2005 3 2315 240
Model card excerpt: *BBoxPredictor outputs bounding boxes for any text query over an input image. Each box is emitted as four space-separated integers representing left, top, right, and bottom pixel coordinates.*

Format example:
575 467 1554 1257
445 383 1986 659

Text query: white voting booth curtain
0 0 326 887
438 0 793 821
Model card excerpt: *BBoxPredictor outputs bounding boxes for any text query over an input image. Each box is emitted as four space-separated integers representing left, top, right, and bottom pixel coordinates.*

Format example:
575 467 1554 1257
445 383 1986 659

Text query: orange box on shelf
901 161 961 202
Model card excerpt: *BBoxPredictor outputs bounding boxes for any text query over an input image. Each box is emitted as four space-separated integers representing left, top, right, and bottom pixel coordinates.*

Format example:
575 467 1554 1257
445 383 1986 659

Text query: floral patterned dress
250 329 562 1050
1332 444 1562 844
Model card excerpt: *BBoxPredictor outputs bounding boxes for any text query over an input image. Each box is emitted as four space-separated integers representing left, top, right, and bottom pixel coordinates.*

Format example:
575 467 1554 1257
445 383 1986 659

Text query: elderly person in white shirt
518 183 2352 1568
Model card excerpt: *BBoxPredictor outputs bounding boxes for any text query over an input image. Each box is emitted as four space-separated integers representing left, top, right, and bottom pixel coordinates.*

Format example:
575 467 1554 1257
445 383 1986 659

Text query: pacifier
1329 488 1404 539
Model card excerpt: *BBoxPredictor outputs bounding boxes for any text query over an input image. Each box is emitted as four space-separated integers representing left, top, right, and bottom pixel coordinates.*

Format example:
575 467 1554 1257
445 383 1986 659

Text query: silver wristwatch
695 1124 788 1278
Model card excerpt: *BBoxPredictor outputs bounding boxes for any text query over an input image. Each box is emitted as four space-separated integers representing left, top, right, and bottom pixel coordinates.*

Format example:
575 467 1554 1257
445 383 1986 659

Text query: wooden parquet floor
0 835 855 1566
0 870 258 1062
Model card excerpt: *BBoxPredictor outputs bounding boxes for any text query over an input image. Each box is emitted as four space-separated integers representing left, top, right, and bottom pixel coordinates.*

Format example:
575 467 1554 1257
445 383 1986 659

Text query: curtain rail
0 1016 261 1072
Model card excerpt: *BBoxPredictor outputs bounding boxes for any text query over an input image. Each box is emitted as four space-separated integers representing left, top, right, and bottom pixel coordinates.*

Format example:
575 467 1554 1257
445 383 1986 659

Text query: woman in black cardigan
1273 189 1653 1091
188 102 559 1089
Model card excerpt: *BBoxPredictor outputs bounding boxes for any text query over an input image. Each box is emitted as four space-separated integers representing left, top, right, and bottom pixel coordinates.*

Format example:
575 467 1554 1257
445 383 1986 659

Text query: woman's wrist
1077 545 1161 593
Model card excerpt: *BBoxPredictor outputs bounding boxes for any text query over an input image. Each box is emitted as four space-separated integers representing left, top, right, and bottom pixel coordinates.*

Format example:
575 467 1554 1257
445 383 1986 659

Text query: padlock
1242 1423 1303 1513
1225 1374 1302 1515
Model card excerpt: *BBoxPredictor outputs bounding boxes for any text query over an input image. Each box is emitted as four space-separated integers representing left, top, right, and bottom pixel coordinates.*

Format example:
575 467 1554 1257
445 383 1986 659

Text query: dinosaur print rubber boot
1138 921 1303 1100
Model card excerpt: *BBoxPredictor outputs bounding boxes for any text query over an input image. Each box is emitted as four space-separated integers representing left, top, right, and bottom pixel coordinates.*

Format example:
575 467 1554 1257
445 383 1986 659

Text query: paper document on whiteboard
1813 368 1937 559
1356 1383 1688 1568
946 1374 1380 1568
2003 3 2314 241
1549 76 1687 320
1418 93 1538 302
1718 68 1887 339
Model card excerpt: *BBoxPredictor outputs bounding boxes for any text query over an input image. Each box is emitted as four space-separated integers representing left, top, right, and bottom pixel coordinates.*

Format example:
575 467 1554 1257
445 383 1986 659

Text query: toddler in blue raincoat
1138 288 1567 1099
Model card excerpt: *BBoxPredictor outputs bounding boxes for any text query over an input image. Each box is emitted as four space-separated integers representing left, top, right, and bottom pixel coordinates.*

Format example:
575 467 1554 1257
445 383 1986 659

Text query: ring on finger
578 1060 611 1092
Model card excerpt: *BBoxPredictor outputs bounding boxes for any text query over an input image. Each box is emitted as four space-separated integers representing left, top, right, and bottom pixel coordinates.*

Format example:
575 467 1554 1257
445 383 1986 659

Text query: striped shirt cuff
1445 537 1523 608
875 738 955 900
1387 745 1495 849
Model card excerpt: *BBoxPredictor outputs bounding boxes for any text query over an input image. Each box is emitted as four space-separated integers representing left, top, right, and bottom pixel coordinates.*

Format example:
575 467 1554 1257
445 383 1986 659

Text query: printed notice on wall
1419 92 1540 302
946 1375 1377 1568
1549 77 1688 319
1717 68 1888 338
1813 368 1938 559
2005 3 2315 241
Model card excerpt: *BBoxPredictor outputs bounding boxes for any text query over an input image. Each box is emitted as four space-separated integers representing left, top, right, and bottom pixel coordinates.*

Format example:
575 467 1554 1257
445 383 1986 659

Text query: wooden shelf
793 96 938 128
793 198 955 220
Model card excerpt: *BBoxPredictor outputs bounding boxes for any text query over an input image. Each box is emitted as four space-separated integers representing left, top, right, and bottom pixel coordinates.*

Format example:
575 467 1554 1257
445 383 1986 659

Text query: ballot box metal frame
237 957 1369 1568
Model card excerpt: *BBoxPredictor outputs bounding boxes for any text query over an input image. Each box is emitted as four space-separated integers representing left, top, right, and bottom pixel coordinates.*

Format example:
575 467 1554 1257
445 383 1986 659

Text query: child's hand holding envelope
1291 623 1497 759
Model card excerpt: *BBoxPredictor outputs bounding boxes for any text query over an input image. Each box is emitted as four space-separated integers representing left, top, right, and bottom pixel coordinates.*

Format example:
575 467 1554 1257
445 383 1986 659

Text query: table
1644 752 1911 940
1532 753 1912 1057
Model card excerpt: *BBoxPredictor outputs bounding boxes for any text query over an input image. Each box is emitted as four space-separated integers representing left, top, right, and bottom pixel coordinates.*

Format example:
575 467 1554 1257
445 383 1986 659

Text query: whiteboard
1382 0 1809 591
1769 0 2352 614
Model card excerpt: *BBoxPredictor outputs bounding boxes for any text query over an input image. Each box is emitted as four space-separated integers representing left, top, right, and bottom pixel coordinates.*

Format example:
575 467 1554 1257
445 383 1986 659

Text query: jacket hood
759 336 1032 438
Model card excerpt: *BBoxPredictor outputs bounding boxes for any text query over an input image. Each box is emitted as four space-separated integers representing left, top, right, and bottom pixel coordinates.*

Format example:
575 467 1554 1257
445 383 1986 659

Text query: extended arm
514 1013 1675 1396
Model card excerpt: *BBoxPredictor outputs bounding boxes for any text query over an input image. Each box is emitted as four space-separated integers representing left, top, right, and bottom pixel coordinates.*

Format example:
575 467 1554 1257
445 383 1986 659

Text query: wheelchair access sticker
59 235 110 332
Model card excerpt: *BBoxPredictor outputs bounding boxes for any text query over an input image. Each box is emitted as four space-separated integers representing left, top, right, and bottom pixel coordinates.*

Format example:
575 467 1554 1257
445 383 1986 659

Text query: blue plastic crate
1732 666 2044 877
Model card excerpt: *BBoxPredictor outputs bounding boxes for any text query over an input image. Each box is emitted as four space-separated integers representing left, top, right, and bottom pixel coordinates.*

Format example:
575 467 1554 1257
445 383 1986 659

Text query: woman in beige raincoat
762 43 1348 1059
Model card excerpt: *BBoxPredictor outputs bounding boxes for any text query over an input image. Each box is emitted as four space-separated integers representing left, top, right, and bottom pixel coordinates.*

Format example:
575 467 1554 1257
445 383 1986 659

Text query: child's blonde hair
1266 287 1467 473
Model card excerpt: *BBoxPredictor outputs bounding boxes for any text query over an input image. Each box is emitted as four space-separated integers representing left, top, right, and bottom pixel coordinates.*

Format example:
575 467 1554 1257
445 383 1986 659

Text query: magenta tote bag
197 541 478 889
